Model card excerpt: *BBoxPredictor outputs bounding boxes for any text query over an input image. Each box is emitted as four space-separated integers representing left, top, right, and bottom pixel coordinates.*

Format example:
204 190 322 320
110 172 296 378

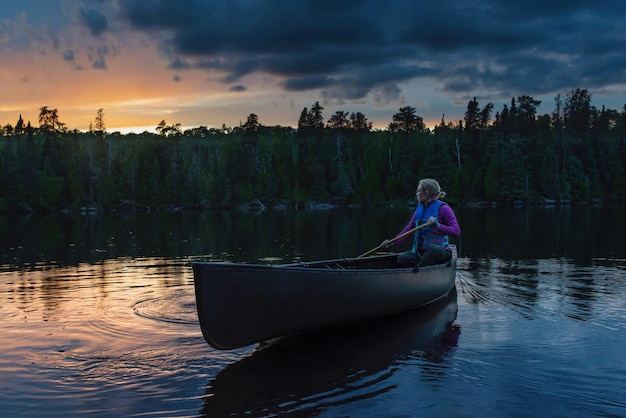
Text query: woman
382 178 460 267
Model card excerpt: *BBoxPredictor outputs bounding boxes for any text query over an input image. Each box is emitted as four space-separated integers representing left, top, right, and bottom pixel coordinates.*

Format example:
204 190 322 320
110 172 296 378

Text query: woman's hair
420 178 446 199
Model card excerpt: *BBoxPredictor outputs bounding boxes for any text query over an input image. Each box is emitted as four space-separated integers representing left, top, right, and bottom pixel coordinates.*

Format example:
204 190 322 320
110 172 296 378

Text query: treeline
1 88 625 213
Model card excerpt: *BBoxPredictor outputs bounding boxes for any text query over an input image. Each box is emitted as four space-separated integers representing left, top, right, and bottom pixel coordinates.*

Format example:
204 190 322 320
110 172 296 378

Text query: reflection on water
457 257 626 330
2 204 626 269
457 204 626 264
0 257 248 417
1 206 626 417
200 289 459 417
454 257 626 418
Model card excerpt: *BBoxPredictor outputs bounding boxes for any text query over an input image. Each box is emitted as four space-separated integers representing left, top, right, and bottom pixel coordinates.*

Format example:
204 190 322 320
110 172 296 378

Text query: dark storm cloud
88 45 112 70
119 0 626 101
63 50 74 61
79 7 109 36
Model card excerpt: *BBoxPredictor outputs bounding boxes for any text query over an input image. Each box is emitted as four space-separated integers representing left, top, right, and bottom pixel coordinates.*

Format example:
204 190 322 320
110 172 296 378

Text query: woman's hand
427 216 440 229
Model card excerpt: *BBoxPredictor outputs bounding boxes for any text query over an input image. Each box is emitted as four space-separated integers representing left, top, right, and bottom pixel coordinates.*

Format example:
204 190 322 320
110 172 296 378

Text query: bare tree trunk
108 136 112 175
388 136 393 172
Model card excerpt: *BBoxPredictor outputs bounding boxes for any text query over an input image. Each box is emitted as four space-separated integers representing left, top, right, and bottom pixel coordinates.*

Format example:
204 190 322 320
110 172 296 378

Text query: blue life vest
412 200 449 252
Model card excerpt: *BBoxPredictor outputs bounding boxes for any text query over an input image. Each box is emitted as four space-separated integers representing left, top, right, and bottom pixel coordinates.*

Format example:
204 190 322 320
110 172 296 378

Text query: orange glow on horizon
1 42 444 134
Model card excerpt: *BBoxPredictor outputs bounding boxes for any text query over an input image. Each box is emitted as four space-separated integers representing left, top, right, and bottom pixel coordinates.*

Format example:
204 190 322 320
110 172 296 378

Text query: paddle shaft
357 222 430 258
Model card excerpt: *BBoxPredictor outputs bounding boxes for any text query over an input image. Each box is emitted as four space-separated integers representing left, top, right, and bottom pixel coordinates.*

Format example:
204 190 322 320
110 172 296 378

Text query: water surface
1 206 625 417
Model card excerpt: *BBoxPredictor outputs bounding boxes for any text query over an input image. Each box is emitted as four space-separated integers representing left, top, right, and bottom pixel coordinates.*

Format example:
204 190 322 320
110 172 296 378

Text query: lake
1 205 625 417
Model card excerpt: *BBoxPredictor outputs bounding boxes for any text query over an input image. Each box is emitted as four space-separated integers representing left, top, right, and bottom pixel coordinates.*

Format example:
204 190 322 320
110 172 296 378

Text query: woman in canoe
382 178 460 267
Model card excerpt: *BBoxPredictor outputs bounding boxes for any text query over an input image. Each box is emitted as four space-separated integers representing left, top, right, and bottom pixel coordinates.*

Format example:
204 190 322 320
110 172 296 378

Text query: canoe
193 245 457 350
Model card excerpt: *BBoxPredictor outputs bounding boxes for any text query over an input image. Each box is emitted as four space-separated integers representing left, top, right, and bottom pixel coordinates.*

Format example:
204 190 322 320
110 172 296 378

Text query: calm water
1 205 625 417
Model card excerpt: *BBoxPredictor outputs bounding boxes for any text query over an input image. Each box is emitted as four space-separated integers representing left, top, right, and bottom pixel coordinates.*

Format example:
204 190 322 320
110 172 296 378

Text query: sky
1 0 625 134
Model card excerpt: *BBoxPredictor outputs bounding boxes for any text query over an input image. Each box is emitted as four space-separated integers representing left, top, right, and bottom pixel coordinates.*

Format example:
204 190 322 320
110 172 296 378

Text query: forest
1 88 625 213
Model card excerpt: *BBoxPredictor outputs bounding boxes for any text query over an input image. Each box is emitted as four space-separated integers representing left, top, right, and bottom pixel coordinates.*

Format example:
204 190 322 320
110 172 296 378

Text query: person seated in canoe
381 178 460 267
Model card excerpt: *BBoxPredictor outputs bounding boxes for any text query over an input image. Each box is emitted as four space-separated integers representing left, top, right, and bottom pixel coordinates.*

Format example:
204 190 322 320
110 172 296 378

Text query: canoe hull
193 248 457 350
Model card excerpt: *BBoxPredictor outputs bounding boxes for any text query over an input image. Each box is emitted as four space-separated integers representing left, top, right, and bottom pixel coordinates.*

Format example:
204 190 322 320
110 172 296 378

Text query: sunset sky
1 0 625 134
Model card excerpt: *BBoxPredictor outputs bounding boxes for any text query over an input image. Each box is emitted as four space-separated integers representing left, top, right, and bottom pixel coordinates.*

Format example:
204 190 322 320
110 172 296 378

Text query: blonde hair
419 178 446 199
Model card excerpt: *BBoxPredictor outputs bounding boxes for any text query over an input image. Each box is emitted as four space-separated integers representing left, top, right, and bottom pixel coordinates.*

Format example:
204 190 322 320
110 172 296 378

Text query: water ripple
0 256 253 417
457 257 626 331
133 288 199 325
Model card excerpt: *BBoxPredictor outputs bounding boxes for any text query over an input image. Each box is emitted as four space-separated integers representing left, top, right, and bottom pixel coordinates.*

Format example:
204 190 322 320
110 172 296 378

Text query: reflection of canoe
193 246 457 350
200 289 459 417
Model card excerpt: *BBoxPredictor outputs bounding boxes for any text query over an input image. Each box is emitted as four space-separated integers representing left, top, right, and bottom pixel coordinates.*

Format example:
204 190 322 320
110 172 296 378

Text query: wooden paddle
357 222 430 258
